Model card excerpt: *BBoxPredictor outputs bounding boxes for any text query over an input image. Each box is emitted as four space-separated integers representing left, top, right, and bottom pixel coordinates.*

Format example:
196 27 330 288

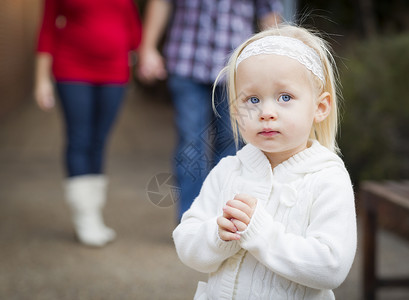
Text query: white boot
65 175 116 247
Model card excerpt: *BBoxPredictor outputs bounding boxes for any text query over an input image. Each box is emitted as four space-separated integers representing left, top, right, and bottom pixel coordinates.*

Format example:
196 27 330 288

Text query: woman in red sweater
34 0 142 247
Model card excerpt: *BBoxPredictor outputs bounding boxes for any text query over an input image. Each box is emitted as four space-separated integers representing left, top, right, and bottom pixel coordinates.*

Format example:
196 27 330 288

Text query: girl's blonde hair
213 23 341 153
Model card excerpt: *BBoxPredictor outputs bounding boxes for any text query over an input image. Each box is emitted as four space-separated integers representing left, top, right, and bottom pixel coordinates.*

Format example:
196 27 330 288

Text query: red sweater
37 0 142 84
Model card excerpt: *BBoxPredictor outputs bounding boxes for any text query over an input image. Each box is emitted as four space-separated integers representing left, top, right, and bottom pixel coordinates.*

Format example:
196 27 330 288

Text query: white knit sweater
173 141 357 300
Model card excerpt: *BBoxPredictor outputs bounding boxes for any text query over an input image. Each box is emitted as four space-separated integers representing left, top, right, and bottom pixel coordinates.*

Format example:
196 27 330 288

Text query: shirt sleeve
239 167 357 290
255 0 283 19
37 0 58 55
172 158 242 273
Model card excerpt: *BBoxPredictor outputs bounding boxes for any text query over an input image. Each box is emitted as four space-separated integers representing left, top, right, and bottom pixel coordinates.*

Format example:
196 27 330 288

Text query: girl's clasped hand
217 194 257 241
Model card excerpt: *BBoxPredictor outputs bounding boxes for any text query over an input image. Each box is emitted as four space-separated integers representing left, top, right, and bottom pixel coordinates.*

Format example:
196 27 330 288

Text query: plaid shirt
163 0 283 83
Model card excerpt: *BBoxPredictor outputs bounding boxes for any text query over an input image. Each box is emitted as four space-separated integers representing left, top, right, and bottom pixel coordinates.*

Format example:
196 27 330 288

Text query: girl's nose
259 102 277 120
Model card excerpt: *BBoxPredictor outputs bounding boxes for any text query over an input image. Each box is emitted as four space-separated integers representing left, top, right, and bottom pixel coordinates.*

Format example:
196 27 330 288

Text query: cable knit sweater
173 140 357 299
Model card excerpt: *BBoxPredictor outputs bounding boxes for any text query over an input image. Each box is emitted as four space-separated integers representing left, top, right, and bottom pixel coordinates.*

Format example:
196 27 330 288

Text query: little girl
173 24 357 299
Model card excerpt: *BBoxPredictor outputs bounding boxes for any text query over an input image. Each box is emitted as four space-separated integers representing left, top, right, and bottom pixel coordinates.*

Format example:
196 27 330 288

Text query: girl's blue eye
248 97 260 104
278 94 291 102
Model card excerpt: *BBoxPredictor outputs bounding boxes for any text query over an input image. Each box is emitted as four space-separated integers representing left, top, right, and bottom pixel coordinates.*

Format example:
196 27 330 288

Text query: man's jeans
167 75 238 220
56 82 125 177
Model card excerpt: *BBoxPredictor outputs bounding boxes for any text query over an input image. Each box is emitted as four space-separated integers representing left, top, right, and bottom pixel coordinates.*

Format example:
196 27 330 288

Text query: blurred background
0 0 408 299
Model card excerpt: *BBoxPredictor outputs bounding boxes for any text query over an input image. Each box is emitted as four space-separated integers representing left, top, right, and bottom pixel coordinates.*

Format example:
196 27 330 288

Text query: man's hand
136 47 167 84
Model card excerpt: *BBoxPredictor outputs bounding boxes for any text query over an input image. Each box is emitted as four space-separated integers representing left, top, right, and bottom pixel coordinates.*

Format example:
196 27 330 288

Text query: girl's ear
314 92 331 123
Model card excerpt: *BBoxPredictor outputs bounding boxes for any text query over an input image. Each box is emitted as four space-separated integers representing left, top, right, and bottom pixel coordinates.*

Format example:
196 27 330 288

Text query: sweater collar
236 143 272 179
236 140 343 180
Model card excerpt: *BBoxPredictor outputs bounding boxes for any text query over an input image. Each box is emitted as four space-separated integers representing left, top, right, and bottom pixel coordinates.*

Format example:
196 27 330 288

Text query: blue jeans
167 75 238 219
56 82 125 177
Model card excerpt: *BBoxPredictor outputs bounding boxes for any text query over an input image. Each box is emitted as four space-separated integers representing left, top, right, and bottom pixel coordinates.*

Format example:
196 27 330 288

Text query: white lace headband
236 35 325 83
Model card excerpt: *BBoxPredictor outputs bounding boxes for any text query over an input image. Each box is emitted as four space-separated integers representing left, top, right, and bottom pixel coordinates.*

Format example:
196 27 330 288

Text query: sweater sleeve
37 0 58 54
172 158 242 273
239 168 357 290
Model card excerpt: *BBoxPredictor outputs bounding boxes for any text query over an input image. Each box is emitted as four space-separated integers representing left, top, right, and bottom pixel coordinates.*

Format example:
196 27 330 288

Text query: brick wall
0 0 41 119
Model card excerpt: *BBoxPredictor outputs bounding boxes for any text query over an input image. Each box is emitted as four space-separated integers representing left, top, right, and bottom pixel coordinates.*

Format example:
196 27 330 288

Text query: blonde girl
173 24 356 300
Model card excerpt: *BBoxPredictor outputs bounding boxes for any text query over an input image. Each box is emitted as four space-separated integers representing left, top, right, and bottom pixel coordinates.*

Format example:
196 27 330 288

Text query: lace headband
236 35 325 83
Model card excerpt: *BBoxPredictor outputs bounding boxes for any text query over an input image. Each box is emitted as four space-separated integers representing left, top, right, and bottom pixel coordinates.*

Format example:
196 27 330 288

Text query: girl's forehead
235 54 321 94
236 55 311 82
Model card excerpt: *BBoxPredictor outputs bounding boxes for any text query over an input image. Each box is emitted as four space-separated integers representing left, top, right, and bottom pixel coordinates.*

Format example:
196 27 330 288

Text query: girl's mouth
259 129 279 137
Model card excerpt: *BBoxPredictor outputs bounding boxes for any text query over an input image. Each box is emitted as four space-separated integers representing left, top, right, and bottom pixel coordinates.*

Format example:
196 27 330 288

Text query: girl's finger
226 199 252 217
217 216 237 233
223 205 251 225
234 194 257 208
231 218 247 232
218 229 241 242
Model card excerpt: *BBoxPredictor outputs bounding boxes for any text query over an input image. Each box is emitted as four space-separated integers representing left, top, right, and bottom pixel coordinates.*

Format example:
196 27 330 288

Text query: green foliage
338 34 409 185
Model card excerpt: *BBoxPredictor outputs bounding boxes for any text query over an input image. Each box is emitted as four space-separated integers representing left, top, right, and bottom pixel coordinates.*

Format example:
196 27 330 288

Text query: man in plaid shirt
138 0 283 221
